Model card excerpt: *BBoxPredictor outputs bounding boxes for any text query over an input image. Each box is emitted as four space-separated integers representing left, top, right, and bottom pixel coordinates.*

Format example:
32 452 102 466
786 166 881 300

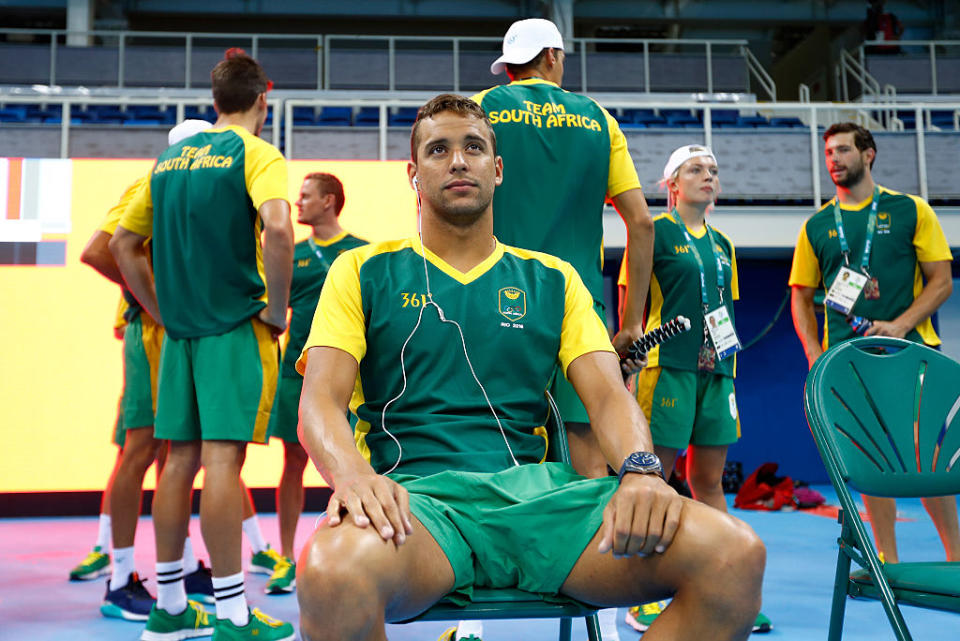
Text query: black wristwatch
618 451 663 482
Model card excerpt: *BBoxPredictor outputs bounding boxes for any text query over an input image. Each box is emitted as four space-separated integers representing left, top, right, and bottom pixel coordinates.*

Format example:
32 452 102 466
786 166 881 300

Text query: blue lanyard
832 186 880 273
307 237 331 266
672 210 725 310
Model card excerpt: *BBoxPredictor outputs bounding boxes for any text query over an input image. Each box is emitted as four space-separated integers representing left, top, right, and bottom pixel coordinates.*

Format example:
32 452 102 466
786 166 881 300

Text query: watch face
633 452 660 467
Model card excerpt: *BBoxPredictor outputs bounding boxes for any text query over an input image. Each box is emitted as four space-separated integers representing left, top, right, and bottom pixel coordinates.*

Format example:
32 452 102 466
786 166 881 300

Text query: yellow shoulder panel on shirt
236 127 288 212
908 194 953 263
102 175 149 235
470 87 496 107
118 167 155 237
296 239 415 375
788 220 821 288
593 101 642 198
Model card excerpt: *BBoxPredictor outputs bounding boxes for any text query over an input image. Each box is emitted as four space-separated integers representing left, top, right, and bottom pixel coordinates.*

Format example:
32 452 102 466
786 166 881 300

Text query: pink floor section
3 491 960 640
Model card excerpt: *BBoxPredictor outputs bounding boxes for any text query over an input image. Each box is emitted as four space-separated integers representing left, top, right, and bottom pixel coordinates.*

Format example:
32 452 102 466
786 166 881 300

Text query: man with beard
790 121 959 565
292 93 765 641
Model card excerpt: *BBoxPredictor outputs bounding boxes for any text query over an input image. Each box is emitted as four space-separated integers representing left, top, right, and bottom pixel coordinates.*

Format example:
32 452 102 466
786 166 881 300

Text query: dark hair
211 48 270 115
304 172 345 216
504 48 552 79
410 94 497 162
824 122 877 168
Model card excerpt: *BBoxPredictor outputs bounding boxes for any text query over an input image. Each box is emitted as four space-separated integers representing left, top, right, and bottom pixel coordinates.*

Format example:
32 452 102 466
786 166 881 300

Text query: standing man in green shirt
112 50 296 641
790 121 959 566
470 19 654 640
263 172 367 594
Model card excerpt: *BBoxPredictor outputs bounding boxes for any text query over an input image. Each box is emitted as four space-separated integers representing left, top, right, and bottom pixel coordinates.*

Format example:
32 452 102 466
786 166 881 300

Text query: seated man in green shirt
294 94 765 641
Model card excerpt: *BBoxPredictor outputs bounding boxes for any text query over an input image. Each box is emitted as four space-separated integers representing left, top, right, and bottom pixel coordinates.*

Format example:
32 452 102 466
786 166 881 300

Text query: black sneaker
184 560 215 605
100 572 156 621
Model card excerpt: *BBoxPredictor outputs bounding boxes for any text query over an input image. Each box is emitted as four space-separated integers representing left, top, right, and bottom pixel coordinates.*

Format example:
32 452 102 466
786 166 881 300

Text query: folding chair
398 391 602 641
804 336 960 641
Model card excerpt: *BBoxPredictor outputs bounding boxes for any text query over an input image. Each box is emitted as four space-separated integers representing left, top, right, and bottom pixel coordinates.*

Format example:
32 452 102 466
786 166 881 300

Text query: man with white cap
468 19 654 641
76 119 220 620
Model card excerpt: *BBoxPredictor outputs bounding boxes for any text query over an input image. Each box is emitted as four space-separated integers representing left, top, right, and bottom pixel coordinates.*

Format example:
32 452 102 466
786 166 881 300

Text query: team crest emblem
498 287 526 321
877 212 891 230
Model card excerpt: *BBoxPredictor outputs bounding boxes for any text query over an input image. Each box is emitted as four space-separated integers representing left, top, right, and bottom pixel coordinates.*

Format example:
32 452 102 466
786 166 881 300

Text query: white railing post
184 34 192 89
379 103 387 161
643 40 650 94
50 32 58 86
284 100 294 160
118 32 125 88
915 105 928 201
452 38 460 92
60 101 71 158
705 41 713 94
388 37 396 92
579 39 587 93
809 106 821 207
929 43 938 96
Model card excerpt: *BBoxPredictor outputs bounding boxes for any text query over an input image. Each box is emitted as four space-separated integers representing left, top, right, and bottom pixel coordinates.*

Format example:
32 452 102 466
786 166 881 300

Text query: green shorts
155 318 278 444
635 366 740 450
120 314 163 431
393 462 617 604
268 374 303 443
112 399 125 448
548 299 607 425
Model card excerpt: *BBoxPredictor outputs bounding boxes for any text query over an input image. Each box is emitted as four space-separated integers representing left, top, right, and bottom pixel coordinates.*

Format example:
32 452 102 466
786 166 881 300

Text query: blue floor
2 487 957 640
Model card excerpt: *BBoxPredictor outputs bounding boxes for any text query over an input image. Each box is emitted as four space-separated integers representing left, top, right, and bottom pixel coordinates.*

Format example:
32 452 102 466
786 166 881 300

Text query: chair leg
828 545 852 641
558 617 572 641
584 613 602 641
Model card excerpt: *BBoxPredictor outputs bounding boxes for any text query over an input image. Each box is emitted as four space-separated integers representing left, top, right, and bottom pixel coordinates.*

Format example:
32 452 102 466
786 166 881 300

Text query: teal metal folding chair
804 336 960 641
398 391 602 641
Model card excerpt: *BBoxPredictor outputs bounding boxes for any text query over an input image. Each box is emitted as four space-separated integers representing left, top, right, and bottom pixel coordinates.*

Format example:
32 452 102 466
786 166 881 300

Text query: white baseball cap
168 118 213 146
490 18 564 75
663 144 718 181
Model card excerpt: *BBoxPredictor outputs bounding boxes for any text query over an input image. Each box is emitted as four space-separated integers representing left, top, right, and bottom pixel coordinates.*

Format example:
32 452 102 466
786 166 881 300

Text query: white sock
213 572 249 627
598 608 621 641
109 547 136 591
96 514 112 551
242 516 268 554
156 559 187 615
456 620 483 639
182 536 200 574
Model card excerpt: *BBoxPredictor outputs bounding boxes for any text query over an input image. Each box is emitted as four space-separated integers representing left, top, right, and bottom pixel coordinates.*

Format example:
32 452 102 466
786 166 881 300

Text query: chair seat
400 588 597 622
850 562 960 597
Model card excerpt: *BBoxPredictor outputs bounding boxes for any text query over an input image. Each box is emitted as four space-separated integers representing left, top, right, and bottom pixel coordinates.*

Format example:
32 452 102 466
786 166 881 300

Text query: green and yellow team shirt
101 174 149 325
280 232 367 379
296 237 615 477
471 79 641 305
789 186 952 349
618 213 739 377
120 125 288 339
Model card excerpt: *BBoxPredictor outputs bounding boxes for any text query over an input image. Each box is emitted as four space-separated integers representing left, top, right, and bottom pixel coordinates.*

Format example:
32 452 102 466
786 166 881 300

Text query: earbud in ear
413 176 420 190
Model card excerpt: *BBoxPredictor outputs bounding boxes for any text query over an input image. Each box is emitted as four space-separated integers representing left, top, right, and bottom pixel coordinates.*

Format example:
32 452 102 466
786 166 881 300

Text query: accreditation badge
705 306 742 361
825 266 868 314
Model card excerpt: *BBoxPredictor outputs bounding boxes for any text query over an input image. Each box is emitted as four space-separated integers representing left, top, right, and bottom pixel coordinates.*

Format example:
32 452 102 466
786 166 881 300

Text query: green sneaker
212 608 295 641
624 600 667 632
140 601 214 641
753 611 773 633
69 546 111 581
264 557 296 594
248 545 283 576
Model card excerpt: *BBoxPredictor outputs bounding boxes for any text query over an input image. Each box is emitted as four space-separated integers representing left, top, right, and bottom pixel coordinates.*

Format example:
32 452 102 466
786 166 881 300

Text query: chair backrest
805 337 960 498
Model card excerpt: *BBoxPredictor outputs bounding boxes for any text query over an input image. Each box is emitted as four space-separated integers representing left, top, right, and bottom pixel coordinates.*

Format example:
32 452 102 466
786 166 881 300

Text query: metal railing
0 94 281 156
860 40 960 97
0 28 773 97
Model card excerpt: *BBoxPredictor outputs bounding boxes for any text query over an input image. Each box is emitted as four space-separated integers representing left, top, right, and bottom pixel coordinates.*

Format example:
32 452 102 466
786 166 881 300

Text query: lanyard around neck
307 237 330 265
672 210 724 309
832 185 880 272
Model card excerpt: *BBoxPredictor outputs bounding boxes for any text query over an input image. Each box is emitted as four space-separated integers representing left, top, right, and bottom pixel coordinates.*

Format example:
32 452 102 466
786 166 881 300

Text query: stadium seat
769 116 804 128
624 108 666 127
388 107 418 127
0 105 28 122
355 106 383 127
292 106 316 126
711 109 740 128
184 105 217 123
663 108 701 128
736 115 770 128
317 107 353 126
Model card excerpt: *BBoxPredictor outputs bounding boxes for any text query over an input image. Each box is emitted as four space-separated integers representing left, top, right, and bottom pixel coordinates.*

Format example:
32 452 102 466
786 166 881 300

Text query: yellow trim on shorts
635 366 661 423
252 318 279 444
140 314 165 412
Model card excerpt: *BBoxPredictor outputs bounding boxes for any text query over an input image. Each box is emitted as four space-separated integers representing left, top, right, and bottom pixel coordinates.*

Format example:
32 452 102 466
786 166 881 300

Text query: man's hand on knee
325 472 414 546
598 474 682 558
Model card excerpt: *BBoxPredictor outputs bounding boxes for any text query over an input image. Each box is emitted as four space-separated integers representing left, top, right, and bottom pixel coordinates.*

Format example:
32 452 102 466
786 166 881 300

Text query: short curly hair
410 94 497 162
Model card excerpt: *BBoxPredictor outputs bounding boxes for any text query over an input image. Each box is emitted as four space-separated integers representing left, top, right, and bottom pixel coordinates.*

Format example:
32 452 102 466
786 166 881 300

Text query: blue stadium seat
663 109 701 128
625 108 666 127
388 107 418 127
355 106 382 127
184 105 217 122
318 106 353 126
930 110 957 130
736 115 770 128
710 109 739 128
0 106 28 122
769 116 804 128
292 106 316 125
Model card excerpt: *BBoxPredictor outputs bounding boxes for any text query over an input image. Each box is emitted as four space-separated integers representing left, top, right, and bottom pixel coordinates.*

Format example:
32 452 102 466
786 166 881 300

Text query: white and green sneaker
625 600 667 632
264 557 296 594
248 545 283 576
211 608 295 641
140 600 214 641
70 546 111 581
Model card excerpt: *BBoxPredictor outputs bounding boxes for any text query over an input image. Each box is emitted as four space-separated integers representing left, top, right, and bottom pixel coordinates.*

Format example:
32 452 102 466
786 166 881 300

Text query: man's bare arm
866 260 953 338
109 226 161 323
258 198 294 333
299 346 413 545
610 188 654 354
567 351 682 558
791 285 822 368
80 230 124 285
